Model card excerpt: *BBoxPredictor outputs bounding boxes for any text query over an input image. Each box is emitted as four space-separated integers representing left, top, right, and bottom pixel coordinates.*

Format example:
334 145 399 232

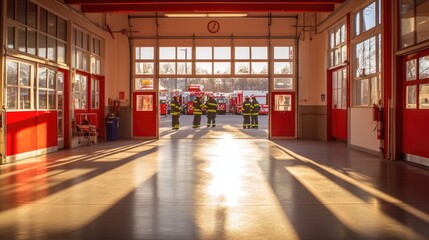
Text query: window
419 84 429 109
38 67 56 110
91 78 100 109
406 85 417 109
7 26 15 49
6 2 67 63
57 72 64 137
353 1 382 106
354 0 381 37
196 47 212 60
91 38 102 74
6 60 33 110
74 74 87 109
135 47 155 90
333 68 347 109
400 0 429 48
214 47 231 60
273 46 294 90
134 44 292 92
72 27 102 74
353 35 382 105
214 62 231 74
328 21 347 68
135 78 154 90
73 28 90 71
405 55 429 110
234 46 268 75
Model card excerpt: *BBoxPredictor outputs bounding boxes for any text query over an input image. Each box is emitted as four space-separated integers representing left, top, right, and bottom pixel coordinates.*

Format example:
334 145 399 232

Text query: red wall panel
36 111 58 149
402 110 429 158
331 109 347 141
6 111 58 156
6 111 37 156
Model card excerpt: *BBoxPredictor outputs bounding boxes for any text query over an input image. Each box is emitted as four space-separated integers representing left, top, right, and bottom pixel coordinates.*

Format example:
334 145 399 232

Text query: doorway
328 67 347 141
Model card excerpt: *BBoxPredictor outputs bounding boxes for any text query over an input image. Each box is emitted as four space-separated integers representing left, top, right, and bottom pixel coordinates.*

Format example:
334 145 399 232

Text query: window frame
352 0 383 107
5 60 34 110
328 20 347 68
6 1 68 64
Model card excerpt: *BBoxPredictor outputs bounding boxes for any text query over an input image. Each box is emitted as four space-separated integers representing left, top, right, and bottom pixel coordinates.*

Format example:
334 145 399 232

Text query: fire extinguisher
113 100 120 116
373 102 384 140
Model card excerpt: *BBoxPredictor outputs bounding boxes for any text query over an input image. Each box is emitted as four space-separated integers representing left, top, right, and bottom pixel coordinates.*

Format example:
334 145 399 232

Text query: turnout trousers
207 112 216 127
193 114 202 128
243 114 251 128
251 114 259 128
171 114 180 129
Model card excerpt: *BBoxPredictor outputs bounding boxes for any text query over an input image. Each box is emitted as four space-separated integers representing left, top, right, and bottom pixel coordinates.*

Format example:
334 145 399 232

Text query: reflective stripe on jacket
242 100 252 115
251 100 260 115
193 99 203 115
205 99 218 113
170 100 181 115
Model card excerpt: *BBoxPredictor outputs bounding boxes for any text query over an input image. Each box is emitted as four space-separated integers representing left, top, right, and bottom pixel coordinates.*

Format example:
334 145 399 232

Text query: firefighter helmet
245 95 250 99
251 94 255 99
173 95 179 99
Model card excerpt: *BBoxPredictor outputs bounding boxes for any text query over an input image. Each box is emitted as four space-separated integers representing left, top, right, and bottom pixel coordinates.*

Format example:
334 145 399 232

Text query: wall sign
136 95 153 111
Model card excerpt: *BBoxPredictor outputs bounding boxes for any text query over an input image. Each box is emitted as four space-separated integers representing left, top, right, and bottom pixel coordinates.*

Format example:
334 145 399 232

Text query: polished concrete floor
1 124 429 239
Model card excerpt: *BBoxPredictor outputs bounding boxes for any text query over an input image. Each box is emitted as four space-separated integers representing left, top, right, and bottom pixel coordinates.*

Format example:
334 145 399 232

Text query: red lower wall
402 110 429 158
332 109 347 141
6 111 58 156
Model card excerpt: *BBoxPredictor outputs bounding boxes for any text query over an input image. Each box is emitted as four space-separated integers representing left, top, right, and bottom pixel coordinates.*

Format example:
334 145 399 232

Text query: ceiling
63 0 346 13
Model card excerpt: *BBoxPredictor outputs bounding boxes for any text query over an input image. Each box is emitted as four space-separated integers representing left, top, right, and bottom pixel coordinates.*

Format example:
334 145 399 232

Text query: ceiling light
165 13 247 18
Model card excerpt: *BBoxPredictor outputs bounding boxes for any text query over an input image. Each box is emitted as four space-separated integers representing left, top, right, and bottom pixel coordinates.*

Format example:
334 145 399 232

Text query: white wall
299 28 328 106
350 108 379 152
103 14 131 106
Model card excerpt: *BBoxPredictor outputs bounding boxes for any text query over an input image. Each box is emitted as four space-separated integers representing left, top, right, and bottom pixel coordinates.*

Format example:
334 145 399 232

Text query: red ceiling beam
81 3 335 13
66 0 344 4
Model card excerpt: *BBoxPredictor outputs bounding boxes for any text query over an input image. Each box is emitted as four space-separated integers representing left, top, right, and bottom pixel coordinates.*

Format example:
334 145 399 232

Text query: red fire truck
159 88 169 115
230 90 269 115
214 93 227 115
183 84 205 115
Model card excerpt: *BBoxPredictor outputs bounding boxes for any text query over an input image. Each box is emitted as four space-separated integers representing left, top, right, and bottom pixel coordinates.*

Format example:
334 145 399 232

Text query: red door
328 67 347 141
270 92 295 138
133 92 157 138
402 52 429 158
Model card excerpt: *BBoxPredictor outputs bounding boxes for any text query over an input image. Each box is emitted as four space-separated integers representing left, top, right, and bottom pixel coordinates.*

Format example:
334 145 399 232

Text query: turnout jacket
242 99 252 115
251 99 260 115
192 98 204 115
170 99 181 115
205 99 218 113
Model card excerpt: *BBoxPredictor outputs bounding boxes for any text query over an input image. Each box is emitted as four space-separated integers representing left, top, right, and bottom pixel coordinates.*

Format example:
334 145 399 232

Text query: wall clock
207 20 220 33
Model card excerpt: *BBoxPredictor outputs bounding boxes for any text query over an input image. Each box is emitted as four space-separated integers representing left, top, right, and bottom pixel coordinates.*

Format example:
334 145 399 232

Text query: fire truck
214 93 227 115
230 90 269 115
159 88 169 115
183 84 205 115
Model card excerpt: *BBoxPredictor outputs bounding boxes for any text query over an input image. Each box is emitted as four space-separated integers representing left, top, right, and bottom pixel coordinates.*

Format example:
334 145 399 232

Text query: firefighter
205 94 218 127
170 95 181 130
192 94 204 128
242 95 252 129
250 94 260 129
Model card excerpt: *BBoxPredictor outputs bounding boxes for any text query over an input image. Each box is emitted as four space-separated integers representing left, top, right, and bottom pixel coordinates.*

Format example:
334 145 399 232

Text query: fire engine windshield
217 97 227 103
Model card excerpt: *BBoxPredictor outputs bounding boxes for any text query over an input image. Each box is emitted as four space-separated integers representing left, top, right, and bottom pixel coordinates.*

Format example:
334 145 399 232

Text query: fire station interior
2 0 429 239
